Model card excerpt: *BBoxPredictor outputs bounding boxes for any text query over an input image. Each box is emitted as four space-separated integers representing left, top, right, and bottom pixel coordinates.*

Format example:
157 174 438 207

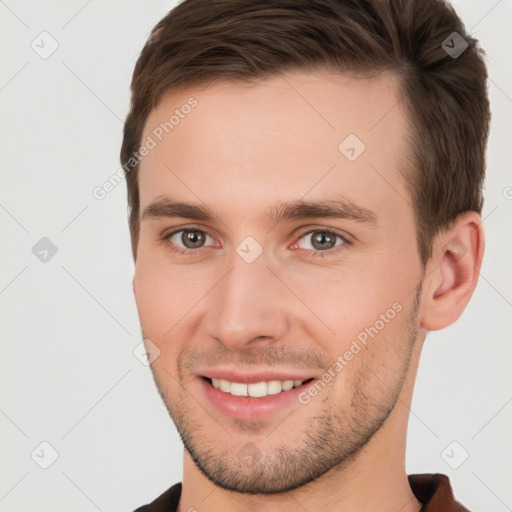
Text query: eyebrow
141 196 378 225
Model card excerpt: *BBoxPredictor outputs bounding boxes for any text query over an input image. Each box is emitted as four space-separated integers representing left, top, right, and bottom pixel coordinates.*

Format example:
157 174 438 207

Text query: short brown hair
121 0 490 264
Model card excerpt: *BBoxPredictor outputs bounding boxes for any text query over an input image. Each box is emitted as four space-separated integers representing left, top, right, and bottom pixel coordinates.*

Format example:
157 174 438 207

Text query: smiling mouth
202 376 315 398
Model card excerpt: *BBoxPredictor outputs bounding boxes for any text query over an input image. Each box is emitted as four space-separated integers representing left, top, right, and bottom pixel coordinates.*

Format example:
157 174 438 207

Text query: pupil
314 232 334 250
184 230 204 248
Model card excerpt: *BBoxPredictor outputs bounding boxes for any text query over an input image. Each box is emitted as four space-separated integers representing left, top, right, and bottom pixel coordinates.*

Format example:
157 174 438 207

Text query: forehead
138 69 411 224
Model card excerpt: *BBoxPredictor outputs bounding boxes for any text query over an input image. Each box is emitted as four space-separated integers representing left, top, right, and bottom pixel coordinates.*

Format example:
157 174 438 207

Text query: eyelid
292 226 352 244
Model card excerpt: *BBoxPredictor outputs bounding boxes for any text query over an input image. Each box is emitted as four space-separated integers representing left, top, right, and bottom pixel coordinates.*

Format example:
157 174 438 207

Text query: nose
206 250 290 351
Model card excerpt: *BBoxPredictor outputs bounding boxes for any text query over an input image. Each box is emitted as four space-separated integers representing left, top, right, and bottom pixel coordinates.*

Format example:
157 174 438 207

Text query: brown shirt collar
408 474 470 511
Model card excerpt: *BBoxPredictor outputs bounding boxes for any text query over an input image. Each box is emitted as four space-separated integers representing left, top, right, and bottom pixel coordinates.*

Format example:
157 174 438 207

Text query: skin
132 69 484 512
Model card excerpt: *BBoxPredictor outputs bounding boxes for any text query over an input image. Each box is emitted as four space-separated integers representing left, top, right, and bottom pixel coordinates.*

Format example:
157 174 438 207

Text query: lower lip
200 378 314 421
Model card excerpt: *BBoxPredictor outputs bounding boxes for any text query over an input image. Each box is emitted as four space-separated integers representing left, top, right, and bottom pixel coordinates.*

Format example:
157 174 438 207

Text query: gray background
0 1 510 511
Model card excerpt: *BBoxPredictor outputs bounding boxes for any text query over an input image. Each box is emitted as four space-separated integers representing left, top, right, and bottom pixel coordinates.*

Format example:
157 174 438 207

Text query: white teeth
230 382 248 396
210 378 305 397
219 379 231 393
248 381 267 397
282 380 294 391
267 380 283 395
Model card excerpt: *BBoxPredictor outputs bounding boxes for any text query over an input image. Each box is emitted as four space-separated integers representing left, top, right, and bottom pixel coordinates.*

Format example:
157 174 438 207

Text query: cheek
133 249 214 341
326 306 413 407
133 256 181 339
292 266 406 341
290 258 414 373
133 266 188 377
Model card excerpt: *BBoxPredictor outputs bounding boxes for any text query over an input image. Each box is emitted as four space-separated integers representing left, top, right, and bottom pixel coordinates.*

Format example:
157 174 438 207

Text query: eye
294 229 348 254
162 227 349 258
165 228 217 254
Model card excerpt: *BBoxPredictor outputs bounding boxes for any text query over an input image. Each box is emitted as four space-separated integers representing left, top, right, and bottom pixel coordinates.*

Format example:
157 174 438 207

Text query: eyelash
161 226 350 259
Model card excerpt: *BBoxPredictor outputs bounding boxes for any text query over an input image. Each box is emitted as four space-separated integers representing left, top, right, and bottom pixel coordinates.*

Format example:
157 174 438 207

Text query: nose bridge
207 249 288 348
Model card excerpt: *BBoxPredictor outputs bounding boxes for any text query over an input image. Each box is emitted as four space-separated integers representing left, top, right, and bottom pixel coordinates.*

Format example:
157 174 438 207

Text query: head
122 0 489 495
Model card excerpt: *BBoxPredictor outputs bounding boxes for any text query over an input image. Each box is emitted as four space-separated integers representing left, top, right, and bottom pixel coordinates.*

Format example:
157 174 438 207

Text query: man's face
133 70 424 493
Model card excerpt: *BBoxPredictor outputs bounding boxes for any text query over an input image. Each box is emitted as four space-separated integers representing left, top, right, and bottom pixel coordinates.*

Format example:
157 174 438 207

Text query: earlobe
420 212 485 331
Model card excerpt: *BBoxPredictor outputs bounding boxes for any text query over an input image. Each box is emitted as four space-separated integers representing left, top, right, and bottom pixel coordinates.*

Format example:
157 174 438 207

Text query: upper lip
199 369 316 384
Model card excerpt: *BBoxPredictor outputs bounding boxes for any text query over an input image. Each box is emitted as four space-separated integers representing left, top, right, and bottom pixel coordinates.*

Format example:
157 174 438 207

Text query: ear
420 211 485 331
132 275 136 297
